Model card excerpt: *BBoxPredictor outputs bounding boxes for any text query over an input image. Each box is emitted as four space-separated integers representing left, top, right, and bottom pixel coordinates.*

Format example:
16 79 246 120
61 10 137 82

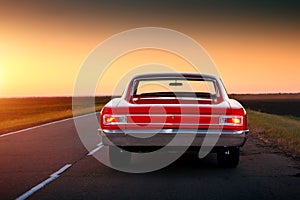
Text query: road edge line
1 112 99 138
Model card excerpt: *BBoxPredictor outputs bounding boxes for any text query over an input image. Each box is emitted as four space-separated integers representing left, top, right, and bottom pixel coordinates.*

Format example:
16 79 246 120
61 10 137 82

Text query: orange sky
0 1 299 97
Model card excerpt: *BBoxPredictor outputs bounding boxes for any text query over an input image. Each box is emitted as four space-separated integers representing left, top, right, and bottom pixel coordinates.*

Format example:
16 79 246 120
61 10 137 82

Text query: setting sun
0 1 299 97
0 64 4 91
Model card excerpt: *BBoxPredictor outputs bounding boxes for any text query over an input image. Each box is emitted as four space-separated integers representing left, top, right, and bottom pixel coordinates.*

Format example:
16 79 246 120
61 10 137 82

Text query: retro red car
99 73 248 167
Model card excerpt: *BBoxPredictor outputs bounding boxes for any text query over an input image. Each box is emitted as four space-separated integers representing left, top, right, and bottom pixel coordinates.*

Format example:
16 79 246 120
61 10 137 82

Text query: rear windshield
132 78 218 98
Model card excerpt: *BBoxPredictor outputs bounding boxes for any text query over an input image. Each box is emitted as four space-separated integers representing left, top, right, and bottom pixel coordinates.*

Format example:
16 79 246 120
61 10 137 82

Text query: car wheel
217 147 240 168
109 146 132 167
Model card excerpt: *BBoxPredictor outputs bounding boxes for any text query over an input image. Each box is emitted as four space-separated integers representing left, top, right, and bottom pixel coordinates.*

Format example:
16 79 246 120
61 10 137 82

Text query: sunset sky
0 0 299 97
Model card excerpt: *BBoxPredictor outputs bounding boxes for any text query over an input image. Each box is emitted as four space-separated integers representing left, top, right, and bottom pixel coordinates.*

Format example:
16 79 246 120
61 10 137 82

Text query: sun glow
0 1 299 97
0 64 4 92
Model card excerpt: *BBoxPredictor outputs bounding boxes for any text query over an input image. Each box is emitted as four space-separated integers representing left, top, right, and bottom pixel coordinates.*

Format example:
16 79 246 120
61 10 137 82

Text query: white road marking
97 142 103 147
16 164 72 200
0 112 99 138
88 143 104 156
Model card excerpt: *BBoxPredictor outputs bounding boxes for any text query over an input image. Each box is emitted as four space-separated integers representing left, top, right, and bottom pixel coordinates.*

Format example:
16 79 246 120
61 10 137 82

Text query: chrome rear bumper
99 129 249 147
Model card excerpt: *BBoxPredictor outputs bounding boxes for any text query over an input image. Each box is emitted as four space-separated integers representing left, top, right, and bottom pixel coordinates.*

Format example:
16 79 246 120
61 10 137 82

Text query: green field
1 97 299 157
247 109 300 157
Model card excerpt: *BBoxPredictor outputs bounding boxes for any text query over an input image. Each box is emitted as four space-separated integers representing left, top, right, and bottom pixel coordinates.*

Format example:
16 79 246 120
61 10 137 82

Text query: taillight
103 114 127 125
219 116 243 126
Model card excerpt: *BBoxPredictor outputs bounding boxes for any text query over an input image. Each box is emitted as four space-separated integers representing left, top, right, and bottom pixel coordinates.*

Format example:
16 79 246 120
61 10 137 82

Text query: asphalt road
1 113 299 200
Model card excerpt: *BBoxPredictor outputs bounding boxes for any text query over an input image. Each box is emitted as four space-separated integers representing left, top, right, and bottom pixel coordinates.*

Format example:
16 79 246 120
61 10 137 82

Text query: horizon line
1 92 300 98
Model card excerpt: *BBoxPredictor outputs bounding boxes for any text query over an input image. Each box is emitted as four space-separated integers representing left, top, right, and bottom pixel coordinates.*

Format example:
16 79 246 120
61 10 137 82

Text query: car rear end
99 73 248 167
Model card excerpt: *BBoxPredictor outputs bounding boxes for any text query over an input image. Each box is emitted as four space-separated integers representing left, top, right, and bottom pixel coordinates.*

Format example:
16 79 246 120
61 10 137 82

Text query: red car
99 73 248 168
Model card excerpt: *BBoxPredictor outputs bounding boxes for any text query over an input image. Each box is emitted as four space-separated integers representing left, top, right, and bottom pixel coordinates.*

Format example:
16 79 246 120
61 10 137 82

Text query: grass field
247 109 300 157
1 95 299 158
230 93 300 117
0 97 110 135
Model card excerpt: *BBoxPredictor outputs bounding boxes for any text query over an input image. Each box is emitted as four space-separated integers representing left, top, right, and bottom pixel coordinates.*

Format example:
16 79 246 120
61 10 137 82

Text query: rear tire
109 146 132 167
217 147 240 168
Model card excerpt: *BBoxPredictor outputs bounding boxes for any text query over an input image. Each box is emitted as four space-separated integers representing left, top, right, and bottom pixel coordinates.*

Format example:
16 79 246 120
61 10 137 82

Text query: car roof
132 72 219 80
